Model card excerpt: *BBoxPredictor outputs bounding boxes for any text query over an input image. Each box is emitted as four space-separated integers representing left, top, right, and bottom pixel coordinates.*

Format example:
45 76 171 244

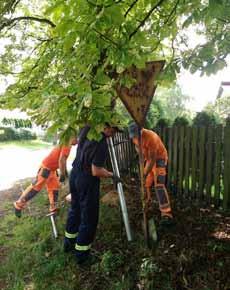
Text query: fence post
223 124 230 209
206 126 214 205
214 125 222 207
172 126 179 190
198 127 206 201
184 126 191 198
191 127 198 198
167 127 173 189
178 126 185 196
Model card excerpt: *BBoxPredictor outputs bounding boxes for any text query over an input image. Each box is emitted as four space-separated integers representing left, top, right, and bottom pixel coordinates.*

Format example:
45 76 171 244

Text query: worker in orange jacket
128 123 173 225
14 137 78 217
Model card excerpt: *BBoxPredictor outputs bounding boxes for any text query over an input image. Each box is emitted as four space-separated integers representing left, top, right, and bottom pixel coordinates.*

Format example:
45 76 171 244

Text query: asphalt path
0 145 77 191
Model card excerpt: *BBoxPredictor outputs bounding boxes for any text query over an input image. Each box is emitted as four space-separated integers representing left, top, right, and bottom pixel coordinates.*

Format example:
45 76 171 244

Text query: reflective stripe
75 243 91 251
65 231 78 239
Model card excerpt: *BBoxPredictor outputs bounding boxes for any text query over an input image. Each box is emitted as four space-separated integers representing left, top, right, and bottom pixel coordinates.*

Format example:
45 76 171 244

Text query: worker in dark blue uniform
64 124 120 265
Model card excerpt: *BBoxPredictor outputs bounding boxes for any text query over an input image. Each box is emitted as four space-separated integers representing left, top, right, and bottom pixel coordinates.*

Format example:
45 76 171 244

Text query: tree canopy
0 0 229 138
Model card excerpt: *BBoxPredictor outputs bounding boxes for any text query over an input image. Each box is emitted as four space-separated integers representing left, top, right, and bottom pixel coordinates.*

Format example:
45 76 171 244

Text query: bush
173 116 190 126
0 127 36 141
193 111 218 127
18 129 36 140
0 127 17 141
155 118 171 128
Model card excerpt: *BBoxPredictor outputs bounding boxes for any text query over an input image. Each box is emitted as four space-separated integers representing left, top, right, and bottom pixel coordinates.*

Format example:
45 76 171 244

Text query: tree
0 0 229 138
173 116 190 126
193 111 219 127
205 95 230 123
154 84 191 122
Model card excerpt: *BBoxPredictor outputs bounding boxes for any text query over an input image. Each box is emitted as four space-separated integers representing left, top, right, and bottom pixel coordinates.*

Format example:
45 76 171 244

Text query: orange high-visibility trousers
15 165 60 212
145 159 172 217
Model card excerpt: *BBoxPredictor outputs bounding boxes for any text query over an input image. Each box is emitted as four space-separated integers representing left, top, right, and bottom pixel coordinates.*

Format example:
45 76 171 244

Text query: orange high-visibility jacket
42 146 71 170
141 129 168 161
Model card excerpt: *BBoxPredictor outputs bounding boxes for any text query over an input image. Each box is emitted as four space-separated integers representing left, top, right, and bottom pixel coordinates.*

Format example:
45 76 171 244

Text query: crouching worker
128 123 174 226
14 137 78 217
64 124 121 265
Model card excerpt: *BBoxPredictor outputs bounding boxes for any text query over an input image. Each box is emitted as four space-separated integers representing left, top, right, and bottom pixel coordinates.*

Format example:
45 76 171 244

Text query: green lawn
0 140 53 150
0 180 229 290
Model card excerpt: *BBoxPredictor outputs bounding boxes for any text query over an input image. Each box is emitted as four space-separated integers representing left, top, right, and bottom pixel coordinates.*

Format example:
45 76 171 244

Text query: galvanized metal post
108 137 132 242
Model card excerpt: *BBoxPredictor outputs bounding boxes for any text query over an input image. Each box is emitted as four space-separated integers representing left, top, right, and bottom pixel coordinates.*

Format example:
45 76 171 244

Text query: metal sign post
116 60 165 246
47 212 58 239
108 137 132 242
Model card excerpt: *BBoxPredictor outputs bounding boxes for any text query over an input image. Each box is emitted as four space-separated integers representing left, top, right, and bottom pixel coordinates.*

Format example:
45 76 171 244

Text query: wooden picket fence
112 124 230 210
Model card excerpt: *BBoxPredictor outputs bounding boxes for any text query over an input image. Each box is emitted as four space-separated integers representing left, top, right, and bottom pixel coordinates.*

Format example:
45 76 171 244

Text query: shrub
0 127 36 141
193 111 218 127
155 118 171 128
0 127 17 141
173 116 190 126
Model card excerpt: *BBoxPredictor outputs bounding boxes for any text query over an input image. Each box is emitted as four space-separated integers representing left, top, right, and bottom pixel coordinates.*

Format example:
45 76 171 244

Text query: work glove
112 174 122 185
59 174 66 183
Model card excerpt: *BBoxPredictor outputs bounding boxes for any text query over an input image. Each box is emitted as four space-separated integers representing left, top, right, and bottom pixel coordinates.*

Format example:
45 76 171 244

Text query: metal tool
46 212 58 239
108 137 132 242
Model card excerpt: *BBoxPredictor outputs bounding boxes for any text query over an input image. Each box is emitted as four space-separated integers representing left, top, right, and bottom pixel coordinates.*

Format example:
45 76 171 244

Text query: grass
0 188 146 290
0 139 52 150
1 180 229 290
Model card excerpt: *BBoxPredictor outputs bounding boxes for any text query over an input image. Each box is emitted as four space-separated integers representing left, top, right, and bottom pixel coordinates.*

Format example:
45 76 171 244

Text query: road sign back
116 60 165 127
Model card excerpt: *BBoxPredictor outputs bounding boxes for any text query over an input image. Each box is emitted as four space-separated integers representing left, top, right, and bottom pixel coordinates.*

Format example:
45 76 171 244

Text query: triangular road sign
116 60 165 127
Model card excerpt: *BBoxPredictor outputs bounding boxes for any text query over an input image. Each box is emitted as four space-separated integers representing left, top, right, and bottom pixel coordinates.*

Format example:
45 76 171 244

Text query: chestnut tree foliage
0 0 229 138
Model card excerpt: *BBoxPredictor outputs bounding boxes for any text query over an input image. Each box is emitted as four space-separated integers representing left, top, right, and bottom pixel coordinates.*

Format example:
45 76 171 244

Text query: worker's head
128 122 140 145
103 123 122 137
70 137 78 145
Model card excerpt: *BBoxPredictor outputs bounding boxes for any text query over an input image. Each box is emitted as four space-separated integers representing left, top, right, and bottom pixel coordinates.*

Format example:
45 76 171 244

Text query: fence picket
178 126 185 196
172 127 179 190
214 125 222 207
206 127 213 204
191 127 198 197
184 126 191 197
167 128 173 189
223 124 230 209
198 127 206 200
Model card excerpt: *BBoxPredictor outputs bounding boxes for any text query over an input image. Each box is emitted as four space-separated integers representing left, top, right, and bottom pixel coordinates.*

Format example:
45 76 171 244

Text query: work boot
76 253 99 267
63 237 76 253
159 215 175 227
49 202 59 214
13 201 24 218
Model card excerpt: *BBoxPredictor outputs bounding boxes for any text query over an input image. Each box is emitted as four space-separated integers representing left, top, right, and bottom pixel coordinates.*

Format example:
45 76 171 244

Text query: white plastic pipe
108 137 132 241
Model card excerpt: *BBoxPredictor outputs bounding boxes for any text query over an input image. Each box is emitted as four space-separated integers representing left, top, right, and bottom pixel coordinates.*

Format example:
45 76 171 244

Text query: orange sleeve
60 146 71 158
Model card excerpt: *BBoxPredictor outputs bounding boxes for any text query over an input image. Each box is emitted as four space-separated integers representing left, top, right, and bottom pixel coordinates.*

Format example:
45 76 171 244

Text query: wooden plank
205 127 213 204
198 127 206 200
223 124 230 209
167 127 173 189
191 127 198 198
162 127 167 146
184 126 191 198
172 126 179 189
214 125 222 207
178 126 185 196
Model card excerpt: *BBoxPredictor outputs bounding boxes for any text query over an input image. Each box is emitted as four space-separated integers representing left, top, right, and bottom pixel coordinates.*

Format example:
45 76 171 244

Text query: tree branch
164 0 180 25
129 0 166 40
92 28 119 47
0 16 56 31
124 0 139 18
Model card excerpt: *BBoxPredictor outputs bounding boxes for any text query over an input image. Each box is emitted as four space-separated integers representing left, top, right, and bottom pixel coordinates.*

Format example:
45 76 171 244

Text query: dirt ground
101 180 230 290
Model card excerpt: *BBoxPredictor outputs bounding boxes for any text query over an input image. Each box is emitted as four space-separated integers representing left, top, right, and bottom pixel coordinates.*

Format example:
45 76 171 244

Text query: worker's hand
112 174 122 184
59 174 66 183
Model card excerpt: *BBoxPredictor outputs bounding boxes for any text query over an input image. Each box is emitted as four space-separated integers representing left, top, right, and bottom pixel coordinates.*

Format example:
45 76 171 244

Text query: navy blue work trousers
65 168 100 259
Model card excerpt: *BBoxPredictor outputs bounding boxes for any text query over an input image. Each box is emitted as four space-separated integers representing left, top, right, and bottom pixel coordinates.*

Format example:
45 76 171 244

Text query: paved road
0 146 77 191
